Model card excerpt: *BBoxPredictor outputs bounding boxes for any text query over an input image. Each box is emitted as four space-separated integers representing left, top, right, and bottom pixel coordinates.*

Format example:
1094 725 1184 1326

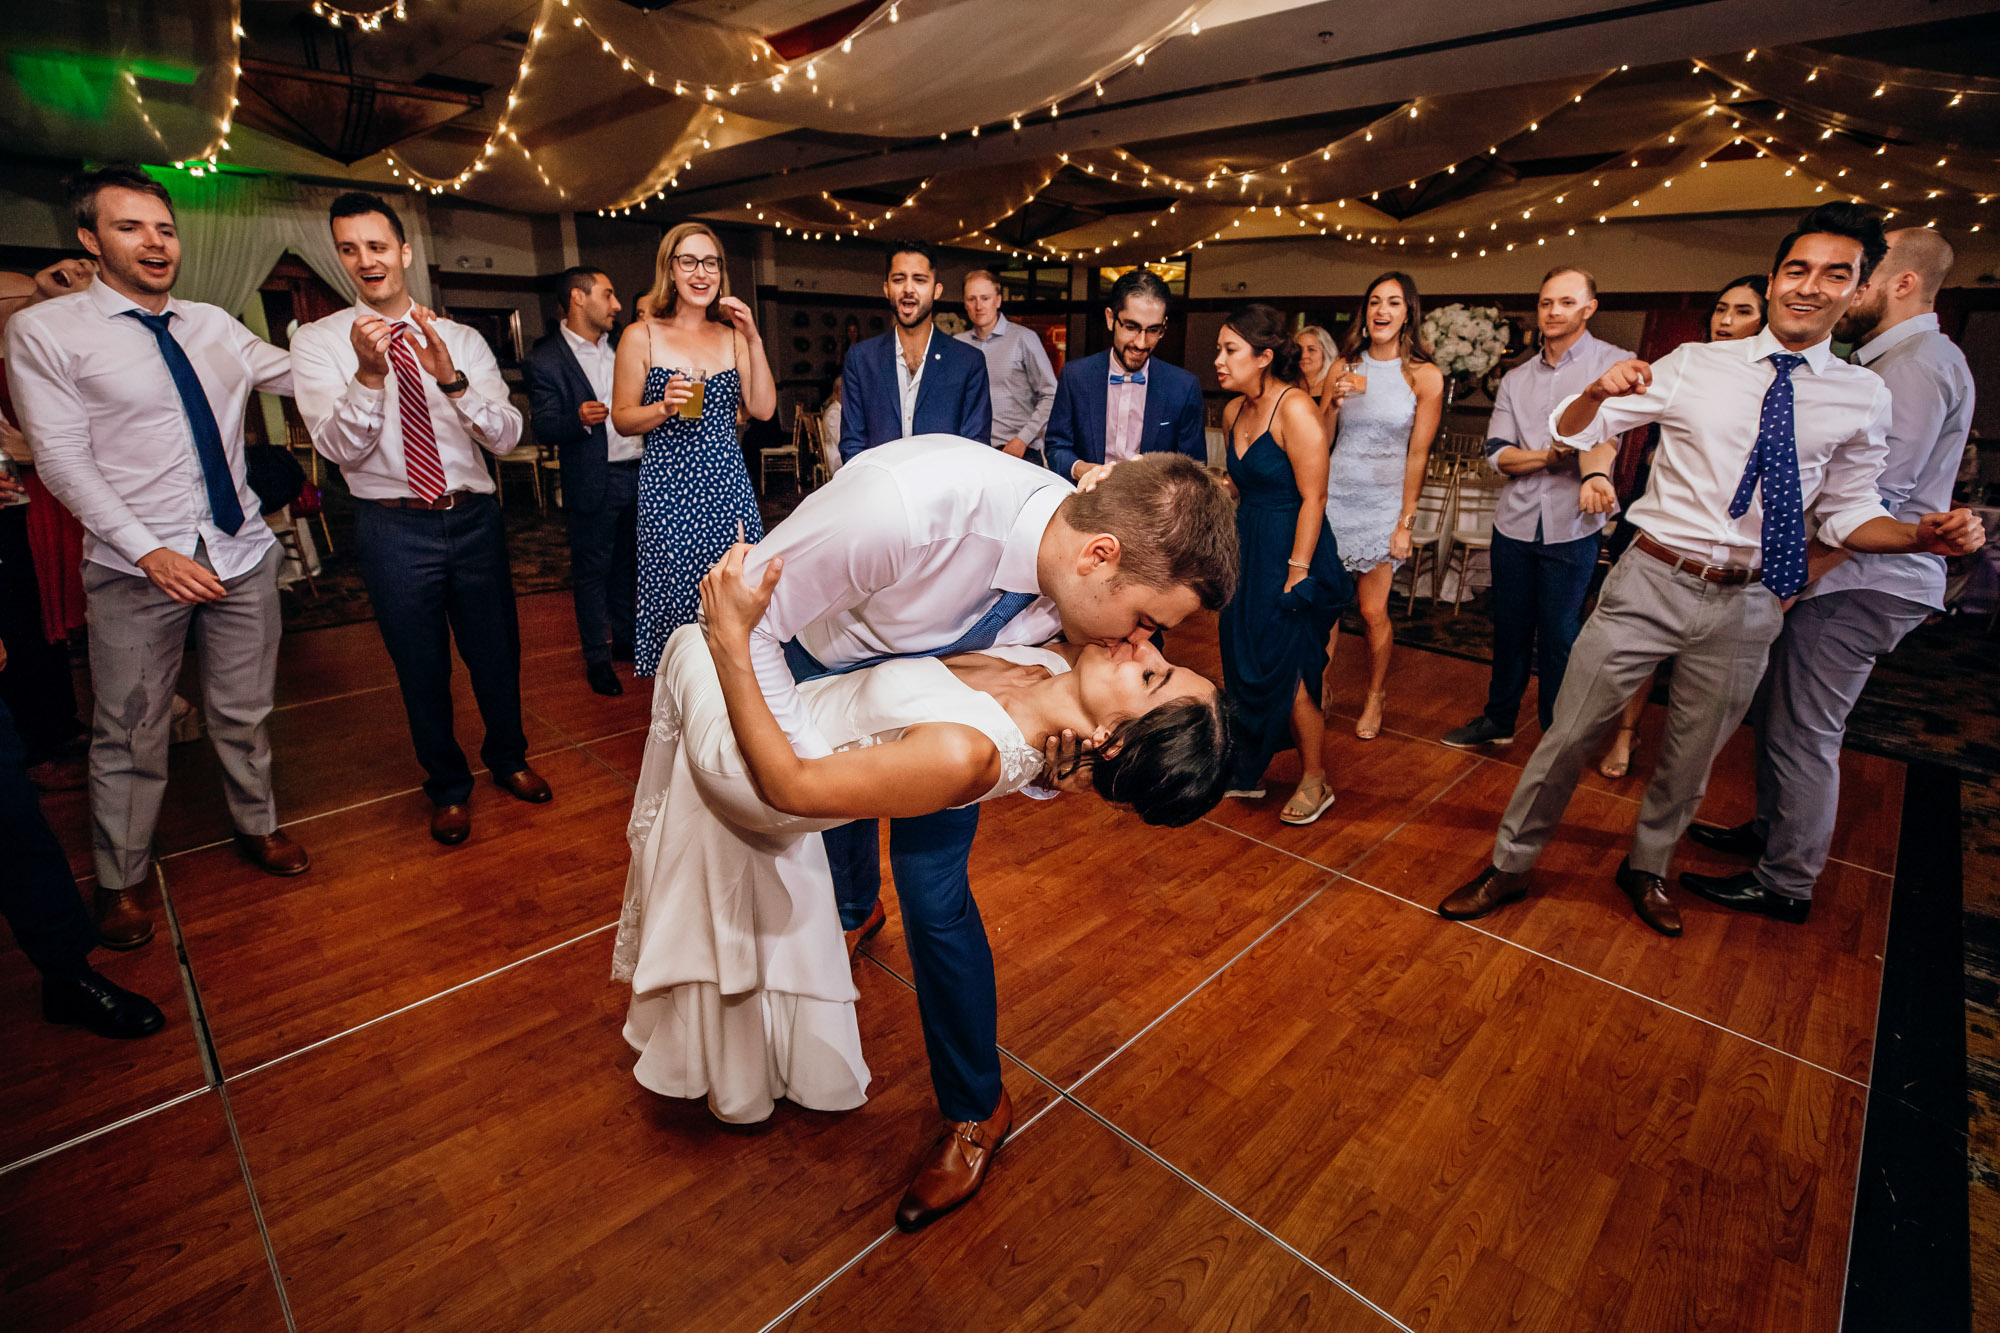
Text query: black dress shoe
1614 858 1682 937
43 967 166 1039
610 641 635 664
586 662 624 697
1687 821 1765 859
1438 865 1531 921
1678 870 1811 923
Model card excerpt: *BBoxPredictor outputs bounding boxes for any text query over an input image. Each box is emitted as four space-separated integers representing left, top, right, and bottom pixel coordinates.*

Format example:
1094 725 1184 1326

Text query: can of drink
0 455 31 508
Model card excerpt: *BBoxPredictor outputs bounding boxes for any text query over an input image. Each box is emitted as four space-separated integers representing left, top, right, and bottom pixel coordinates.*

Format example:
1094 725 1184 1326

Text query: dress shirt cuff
1483 435 1519 459
1815 501 1896 551
1547 393 1603 449
106 518 168 568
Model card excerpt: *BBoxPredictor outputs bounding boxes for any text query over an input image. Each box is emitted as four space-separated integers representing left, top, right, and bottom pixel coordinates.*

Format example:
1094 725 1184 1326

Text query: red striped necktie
388 321 448 501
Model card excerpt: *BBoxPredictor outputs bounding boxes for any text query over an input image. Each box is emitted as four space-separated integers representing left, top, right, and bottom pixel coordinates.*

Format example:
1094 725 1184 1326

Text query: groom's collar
996 484 1068 595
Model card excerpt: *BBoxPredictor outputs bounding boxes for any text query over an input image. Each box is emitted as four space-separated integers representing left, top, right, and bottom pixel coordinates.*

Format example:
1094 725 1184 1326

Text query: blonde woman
1293 323 1341 439
612 223 776 676
1323 273 1446 739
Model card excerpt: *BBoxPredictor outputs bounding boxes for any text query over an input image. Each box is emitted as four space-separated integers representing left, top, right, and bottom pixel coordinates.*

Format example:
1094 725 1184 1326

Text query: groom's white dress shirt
748 435 1072 758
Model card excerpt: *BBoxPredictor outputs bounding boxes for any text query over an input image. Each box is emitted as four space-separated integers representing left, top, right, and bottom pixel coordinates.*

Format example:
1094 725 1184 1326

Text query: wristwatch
435 370 469 396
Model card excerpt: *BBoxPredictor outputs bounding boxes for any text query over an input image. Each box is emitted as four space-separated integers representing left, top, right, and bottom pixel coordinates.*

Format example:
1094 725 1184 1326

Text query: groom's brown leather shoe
492 767 552 803
94 883 154 951
895 1087 1012 1233
844 900 886 963
233 830 310 877
430 804 471 846
1616 858 1682 937
1437 865 1530 921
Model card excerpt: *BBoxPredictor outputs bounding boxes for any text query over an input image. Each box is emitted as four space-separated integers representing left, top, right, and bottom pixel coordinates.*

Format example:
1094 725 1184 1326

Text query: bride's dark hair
1058 695 1237 827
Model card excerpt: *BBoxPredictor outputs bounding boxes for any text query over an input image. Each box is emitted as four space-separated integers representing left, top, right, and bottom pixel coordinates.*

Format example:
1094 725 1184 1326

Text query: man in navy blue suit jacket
839 239 990 461
522 266 640 697
1046 268 1206 482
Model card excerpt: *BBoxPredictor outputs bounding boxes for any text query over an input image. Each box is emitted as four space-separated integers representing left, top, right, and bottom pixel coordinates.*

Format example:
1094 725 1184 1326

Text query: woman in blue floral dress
612 223 776 676
1323 272 1444 740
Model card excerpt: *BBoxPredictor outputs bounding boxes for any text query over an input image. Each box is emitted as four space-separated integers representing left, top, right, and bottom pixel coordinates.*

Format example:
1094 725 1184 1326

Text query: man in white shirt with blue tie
6 164 311 951
746 440 1236 1231
1685 226 1976 920
1440 203 1984 938
291 193 547 850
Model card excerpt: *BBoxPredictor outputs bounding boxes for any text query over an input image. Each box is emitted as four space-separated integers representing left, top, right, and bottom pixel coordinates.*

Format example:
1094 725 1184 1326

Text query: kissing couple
612 435 1239 1232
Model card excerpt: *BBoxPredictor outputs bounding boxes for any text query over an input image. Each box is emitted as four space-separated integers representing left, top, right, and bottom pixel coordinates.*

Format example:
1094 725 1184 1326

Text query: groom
745 435 1235 1231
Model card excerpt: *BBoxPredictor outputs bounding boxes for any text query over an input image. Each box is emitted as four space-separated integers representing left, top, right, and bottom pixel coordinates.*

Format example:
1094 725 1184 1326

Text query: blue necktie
1729 352 1807 598
823 589 1040 676
1108 370 1146 385
123 309 246 535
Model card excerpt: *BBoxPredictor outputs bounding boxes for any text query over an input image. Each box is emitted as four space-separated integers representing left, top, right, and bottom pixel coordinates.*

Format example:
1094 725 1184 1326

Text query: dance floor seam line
220 921 619 1085
266 643 576 715
213 1071 300 1333
0 1087 212 1179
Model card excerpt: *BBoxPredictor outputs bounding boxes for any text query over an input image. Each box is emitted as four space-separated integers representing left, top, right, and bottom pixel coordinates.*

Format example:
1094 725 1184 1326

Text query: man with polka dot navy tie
1439 202 1985 940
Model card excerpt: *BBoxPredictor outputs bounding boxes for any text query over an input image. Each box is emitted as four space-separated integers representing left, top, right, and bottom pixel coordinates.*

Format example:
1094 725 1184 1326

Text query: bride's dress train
611 624 1055 1124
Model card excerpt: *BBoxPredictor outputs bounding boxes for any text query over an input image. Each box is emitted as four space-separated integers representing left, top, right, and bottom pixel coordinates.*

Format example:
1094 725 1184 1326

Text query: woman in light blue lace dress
1323 272 1445 740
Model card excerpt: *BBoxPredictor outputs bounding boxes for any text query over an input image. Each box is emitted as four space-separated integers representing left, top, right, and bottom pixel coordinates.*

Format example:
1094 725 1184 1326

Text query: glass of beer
1335 361 1368 397
676 368 707 421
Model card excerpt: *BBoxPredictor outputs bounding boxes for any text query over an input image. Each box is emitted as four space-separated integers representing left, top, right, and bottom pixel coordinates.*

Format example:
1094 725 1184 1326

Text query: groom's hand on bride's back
1037 727 1113 794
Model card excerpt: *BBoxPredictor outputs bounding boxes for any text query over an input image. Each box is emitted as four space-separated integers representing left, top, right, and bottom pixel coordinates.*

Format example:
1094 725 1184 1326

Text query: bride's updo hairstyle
1059 694 1237 827
1223 302 1303 388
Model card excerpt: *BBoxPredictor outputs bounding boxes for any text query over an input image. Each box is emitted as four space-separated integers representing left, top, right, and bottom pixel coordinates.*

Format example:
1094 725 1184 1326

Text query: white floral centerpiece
1419 303 1511 385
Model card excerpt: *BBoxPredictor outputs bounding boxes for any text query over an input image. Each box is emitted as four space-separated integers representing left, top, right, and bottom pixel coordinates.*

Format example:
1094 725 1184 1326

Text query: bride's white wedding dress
611 623 1063 1124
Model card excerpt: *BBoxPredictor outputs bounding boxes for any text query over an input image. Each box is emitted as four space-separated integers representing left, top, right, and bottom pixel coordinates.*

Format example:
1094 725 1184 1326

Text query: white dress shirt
561 322 642 462
746 435 1071 757
1484 329 1632 544
4 280 287 579
289 303 523 500
1809 312 1974 610
957 313 1056 450
1550 326 1891 566
893 334 928 439
1105 361 1147 462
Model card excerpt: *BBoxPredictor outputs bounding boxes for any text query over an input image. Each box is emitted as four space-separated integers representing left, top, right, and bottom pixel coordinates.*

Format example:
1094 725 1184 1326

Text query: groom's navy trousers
786 641 1002 1124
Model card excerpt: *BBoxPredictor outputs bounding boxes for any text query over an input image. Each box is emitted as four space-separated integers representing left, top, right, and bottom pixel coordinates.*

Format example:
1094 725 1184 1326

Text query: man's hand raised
1586 359 1652 402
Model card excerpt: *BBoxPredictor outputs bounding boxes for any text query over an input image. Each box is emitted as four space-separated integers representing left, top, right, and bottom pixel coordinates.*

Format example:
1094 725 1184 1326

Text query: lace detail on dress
610 872 645 983
994 738 1047 799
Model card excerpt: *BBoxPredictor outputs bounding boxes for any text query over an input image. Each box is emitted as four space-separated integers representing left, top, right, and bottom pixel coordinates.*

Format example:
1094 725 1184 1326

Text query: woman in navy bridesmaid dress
611 223 777 677
1215 304 1355 825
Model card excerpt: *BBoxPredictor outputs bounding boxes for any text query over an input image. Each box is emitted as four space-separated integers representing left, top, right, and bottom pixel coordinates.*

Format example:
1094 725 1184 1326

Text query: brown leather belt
368 490 481 512
1634 532 1761 586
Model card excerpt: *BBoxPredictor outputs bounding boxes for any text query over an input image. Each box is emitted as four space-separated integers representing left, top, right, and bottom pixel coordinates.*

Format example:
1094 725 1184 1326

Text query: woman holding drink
613 223 776 676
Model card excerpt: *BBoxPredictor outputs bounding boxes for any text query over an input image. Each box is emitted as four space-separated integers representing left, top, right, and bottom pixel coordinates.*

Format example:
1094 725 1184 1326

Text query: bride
612 543 1231 1124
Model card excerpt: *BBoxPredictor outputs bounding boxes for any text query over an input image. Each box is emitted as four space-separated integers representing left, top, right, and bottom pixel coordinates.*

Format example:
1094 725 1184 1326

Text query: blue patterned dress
1324 354 1418 573
635 363 763 676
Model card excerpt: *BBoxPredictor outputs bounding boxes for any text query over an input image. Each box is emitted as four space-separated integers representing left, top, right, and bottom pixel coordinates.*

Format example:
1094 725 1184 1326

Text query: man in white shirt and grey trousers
1440 203 1985 938
6 165 312 950
1684 226 1976 920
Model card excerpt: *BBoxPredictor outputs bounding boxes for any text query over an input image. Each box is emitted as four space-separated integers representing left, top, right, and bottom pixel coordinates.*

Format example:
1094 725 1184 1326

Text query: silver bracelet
1286 558 1309 568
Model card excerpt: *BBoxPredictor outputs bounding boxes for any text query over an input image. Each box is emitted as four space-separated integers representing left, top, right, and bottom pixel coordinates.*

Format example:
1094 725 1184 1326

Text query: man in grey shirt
956 269 1056 465
1443 267 1631 748
1684 227 1975 920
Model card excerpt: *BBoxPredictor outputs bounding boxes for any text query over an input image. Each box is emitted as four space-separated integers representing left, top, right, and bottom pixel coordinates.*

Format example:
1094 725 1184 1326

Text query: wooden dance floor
2 592 1900 1331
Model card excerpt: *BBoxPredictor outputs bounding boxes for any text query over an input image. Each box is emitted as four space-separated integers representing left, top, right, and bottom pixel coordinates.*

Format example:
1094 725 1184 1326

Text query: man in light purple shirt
1444 267 1631 748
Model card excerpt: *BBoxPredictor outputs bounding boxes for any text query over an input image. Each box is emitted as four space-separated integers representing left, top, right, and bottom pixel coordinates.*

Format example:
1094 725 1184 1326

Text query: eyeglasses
1115 317 1168 338
671 254 722 275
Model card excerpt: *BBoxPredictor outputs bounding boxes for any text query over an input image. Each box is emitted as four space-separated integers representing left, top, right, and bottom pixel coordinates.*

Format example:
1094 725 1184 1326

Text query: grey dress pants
83 541 283 889
1494 547 1785 879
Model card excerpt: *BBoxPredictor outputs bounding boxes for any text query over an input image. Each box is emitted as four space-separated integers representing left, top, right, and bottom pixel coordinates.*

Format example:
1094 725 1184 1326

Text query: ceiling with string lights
2 0 1994 265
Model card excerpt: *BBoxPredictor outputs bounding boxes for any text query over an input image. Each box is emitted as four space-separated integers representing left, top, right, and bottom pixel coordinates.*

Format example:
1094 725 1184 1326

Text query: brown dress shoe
1616 858 1682 937
492 767 552 804
1437 865 1531 921
94 883 155 951
896 1086 1012 1233
233 830 310 876
431 803 471 846
844 899 886 963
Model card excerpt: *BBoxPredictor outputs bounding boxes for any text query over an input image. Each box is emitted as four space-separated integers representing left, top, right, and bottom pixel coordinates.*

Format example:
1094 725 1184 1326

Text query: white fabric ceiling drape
148 170 436 316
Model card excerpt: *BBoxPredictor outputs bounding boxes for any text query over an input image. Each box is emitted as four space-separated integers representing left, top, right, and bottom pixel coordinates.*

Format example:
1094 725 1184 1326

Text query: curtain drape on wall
146 169 436 317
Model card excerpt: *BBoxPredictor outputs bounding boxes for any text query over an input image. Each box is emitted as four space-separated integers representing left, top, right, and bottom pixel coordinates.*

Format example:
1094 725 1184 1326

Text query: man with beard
838 240 990 460
6 164 311 952
1439 203 1984 938
1442 267 1631 750
1045 268 1205 484
291 193 547 849
1683 226 1975 921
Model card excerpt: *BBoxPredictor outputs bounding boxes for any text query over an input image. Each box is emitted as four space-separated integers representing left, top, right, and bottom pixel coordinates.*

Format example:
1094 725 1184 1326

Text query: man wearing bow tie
6 164 311 953
1438 203 1984 939
837 239 990 461
1045 268 1206 483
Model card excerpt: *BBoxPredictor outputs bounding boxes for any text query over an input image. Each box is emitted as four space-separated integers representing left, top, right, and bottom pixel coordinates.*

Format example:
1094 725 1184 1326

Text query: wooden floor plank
0 1091 287 1333
1074 880 1865 1333
227 937 1051 1333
